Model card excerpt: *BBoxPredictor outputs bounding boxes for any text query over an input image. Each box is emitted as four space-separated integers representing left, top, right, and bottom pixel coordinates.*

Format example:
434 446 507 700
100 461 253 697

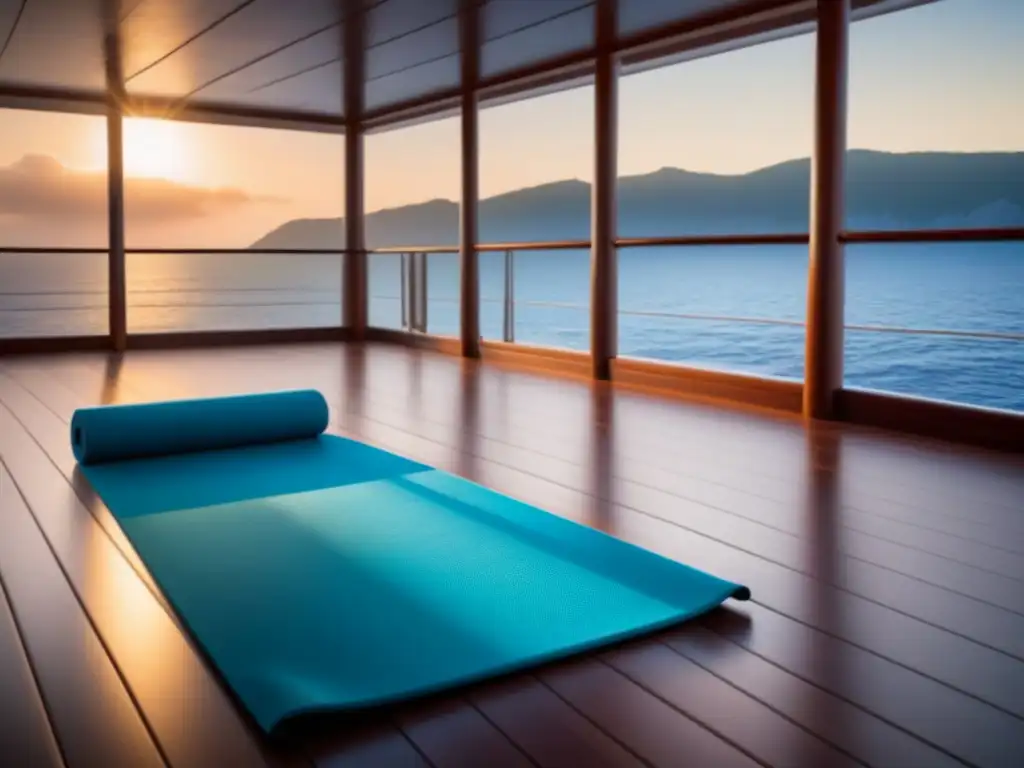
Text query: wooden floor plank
67 349 1024 576
33 353 1023 599
9 358 638 767
663 625 966 768
395 697 537 768
0 393 295 768
0 545 65 768
538 657 781 768
594 641 866 768
701 602 1024 768
26 352 1024 704
0 463 165 768
3 345 1023 768
468 678 649 768
298 717 433 768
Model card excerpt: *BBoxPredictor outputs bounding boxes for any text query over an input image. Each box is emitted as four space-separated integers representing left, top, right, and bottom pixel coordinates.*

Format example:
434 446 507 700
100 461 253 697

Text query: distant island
251 150 1024 250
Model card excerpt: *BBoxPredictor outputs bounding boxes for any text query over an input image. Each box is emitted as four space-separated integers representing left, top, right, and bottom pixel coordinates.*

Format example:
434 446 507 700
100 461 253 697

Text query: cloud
0 154 285 222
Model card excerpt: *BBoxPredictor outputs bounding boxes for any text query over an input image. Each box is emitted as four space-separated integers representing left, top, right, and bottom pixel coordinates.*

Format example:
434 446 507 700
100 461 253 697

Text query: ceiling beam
0 0 935 135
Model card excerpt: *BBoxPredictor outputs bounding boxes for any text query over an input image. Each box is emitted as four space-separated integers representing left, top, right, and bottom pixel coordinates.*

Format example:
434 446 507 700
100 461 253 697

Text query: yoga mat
73 390 750 733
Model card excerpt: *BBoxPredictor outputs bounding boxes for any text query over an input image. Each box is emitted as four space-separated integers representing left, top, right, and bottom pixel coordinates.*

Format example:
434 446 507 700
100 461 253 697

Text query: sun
121 117 191 181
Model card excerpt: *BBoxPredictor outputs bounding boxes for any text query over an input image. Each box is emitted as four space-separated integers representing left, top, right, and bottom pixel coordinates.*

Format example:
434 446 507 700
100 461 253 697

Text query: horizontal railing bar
489 299 1024 342
840 227 1024 243
0 247 109 254
620 307 805 326
5 227 1023 259
0 247 358 255
621 309 1024 341
477 240 591 252
0 302 344 312
0 288 341 297
370 246 459 254
617 233 809 247
845 323 1024 341
124 248 352 255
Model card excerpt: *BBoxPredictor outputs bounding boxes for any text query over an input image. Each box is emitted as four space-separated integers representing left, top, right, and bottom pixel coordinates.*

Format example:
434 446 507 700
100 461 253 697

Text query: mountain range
250 150 1024 250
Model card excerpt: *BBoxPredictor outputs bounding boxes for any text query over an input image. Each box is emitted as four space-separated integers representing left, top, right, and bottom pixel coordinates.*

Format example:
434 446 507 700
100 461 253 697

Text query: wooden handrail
5 226 1022 258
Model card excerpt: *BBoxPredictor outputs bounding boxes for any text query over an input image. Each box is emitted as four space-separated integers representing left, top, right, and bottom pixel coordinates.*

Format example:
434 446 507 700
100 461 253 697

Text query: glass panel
0 252 109 338
618 33 814 236
513 248 590 351
479 84 593 348
0 109 108 337
122 119 345 333
369 253 405 330
845 242 1024 412
479 251 506 341
365 116 460 333
426 252 459 337
847 0 1024 231
125 251 341 333
618 244 807 379
480 85 593 243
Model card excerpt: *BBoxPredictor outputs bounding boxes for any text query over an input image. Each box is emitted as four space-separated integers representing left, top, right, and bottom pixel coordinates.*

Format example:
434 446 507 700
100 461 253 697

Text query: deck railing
3 230 1023 416
5 238 1022 349
368 237 1024 345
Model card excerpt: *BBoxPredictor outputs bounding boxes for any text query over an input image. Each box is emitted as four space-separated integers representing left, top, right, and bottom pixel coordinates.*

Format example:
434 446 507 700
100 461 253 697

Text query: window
123 120 344 333
845 0 1024 411
0 109 108 338
365 116 460 335
616 32 814 377
479 84 594 348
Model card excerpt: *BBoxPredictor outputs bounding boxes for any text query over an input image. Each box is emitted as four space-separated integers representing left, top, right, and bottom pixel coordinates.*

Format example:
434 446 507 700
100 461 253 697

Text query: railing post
102 4 126 352
419 252 429 333
591 0 618 380
343 0 367 338
502 249 515 343
459 0 481 358
400 252 409 330
406 254 414 331
804 0 849 419
508 250 515 342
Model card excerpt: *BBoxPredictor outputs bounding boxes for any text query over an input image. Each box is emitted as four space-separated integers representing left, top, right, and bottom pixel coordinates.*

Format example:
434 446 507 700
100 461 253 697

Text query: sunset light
85 116 192 181
122 117 191 181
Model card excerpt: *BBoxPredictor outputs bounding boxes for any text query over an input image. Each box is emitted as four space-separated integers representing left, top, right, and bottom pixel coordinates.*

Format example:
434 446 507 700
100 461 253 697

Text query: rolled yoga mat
73 389 750 733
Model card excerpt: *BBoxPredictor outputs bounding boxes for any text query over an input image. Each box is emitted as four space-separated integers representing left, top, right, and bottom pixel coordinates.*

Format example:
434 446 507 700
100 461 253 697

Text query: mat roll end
71 389 330 465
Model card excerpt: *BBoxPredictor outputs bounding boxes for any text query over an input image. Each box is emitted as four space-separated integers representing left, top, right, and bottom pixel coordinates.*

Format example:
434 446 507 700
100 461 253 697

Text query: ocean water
2 243 1022 412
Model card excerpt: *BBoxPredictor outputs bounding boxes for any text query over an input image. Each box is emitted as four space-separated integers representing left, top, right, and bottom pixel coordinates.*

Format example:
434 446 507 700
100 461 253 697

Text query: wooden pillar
804 0 849 419
103 19 127 352
343 1 367 338
591 0 618 380
459 0 481 358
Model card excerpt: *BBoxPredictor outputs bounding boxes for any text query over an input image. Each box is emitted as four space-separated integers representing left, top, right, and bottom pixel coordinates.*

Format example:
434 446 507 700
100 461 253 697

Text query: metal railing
368 234 1024 346
0 248 348 337
4 231 1024 346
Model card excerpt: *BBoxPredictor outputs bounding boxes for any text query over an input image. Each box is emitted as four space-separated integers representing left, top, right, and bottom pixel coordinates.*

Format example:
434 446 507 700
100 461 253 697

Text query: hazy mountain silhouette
250 150 1024 249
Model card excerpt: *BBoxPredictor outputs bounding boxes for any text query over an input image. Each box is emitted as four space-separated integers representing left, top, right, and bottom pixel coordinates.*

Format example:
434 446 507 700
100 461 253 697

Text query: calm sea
2 243 1022 412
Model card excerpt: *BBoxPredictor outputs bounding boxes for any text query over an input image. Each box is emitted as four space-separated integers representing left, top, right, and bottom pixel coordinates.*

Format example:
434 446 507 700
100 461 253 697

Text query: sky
0 0 1021 248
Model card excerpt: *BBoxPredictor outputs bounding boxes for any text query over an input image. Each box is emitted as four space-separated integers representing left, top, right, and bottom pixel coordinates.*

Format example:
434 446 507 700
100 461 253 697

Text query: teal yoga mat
73 390 750 732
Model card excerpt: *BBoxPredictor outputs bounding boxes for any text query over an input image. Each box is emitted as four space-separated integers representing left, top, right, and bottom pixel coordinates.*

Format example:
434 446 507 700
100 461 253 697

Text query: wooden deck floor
1 342 1022 768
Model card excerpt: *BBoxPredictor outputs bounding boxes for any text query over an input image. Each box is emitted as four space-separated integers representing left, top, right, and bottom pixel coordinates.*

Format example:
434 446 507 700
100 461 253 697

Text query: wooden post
804 0 849 419
459 0 481 358
591 0 618 380
102 12 126 352
343 1 367 337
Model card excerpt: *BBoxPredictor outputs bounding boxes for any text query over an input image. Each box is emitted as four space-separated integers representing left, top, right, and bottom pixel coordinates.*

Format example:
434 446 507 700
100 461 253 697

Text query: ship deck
1 342 1022 768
